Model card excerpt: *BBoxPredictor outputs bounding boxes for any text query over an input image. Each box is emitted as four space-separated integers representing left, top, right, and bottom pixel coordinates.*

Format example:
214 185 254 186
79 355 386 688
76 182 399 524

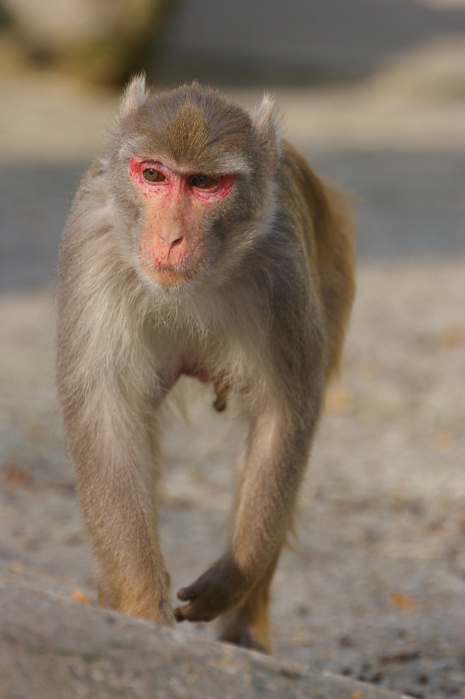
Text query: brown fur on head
112 75 277 176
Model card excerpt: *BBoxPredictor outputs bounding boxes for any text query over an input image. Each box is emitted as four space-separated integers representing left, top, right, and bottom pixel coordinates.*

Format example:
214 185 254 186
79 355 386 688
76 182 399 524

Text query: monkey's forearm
175 406 316 623
65 406 174 626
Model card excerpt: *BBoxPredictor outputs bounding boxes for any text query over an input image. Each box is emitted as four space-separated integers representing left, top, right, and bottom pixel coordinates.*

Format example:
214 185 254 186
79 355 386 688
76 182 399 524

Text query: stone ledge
0 570 408 699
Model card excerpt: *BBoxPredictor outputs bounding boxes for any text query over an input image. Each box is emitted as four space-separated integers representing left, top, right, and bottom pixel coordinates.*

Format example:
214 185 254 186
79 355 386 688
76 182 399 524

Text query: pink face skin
129 157 235 286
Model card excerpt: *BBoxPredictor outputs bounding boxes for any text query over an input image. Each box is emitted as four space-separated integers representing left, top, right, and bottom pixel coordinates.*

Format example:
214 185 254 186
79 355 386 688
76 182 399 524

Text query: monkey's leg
218 553 279 653
217 448 279 653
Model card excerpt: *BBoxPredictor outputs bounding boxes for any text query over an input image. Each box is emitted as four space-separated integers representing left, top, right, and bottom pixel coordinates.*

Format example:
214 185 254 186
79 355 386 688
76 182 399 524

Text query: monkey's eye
142 168 166 183
188 174 218 190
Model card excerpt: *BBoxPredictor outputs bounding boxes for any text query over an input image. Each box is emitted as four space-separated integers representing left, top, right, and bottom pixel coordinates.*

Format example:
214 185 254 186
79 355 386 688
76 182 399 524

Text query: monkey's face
105 80 280 290
129 156 236 287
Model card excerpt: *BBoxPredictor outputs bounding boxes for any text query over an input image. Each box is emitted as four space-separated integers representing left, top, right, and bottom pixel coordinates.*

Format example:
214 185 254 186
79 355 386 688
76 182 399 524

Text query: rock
0 569 405 699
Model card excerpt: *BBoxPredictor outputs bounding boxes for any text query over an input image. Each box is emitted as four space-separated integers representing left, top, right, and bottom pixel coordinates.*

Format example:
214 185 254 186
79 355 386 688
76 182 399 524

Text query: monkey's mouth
141 260 194 286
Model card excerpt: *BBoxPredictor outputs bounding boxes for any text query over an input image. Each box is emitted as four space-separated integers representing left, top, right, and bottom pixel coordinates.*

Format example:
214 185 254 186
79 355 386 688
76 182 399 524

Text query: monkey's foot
219 609 271 653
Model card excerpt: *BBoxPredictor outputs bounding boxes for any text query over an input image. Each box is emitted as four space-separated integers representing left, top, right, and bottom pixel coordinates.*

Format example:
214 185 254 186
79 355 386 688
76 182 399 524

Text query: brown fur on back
280 142 356 379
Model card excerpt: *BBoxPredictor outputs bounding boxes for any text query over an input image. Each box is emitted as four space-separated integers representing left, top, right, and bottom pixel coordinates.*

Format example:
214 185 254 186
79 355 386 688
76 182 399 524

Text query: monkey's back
280 142 356 380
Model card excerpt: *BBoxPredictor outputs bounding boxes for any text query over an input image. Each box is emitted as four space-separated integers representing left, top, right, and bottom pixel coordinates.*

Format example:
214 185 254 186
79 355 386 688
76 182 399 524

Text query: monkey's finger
173 603 189 621
174 601 213 623
174 602 201 622
176 585 199 602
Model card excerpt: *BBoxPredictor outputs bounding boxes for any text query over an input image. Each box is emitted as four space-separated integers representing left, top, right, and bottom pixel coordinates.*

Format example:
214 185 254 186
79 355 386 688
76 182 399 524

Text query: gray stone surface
0 570 407 699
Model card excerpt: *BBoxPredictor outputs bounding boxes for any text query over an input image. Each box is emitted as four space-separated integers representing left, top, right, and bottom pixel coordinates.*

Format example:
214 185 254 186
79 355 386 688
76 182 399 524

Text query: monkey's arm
175 279 327 623
174 412 317 622
58 329 174 624
72 400 173 624
56 191 174 626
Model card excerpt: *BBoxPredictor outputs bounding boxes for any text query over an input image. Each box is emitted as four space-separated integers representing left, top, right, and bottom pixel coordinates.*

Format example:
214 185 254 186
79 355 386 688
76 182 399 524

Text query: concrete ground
0 29 465 699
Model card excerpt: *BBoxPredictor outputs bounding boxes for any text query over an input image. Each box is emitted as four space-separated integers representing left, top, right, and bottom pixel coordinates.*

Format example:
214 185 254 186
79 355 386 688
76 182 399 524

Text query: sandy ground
1 35 465 699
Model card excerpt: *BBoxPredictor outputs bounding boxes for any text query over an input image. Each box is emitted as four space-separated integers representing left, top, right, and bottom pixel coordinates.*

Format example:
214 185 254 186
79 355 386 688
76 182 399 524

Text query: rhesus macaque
56 74 355 652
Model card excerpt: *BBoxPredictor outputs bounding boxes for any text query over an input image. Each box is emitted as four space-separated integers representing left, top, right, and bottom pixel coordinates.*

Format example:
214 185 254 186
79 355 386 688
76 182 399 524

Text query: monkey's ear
252 95 281 173
119 73 149 118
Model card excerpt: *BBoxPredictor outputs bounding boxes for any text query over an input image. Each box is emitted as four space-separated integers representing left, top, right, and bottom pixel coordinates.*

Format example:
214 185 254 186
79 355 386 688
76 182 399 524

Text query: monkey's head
105 74 281 290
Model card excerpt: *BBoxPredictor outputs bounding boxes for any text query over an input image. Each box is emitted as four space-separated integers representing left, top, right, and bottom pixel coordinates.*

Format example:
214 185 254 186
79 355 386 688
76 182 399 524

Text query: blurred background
0 0 464 287
0 2 464 698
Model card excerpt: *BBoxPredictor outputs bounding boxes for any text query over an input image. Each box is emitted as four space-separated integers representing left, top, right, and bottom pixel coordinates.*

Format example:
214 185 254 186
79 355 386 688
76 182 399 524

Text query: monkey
56 74 355 653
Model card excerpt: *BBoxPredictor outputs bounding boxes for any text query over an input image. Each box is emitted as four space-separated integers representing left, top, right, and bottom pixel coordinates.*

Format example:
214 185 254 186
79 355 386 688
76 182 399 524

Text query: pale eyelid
130 158 172 181
142 167 167 183
142 161 168 172
188 174 219 190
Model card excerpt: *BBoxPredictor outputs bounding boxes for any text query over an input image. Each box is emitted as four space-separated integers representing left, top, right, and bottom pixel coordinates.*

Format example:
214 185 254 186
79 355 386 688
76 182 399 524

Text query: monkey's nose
158 228 184 250
169 236 183 249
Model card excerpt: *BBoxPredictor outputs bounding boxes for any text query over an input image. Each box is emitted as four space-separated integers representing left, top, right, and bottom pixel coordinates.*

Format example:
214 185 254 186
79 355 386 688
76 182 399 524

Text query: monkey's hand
174 558 248 623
